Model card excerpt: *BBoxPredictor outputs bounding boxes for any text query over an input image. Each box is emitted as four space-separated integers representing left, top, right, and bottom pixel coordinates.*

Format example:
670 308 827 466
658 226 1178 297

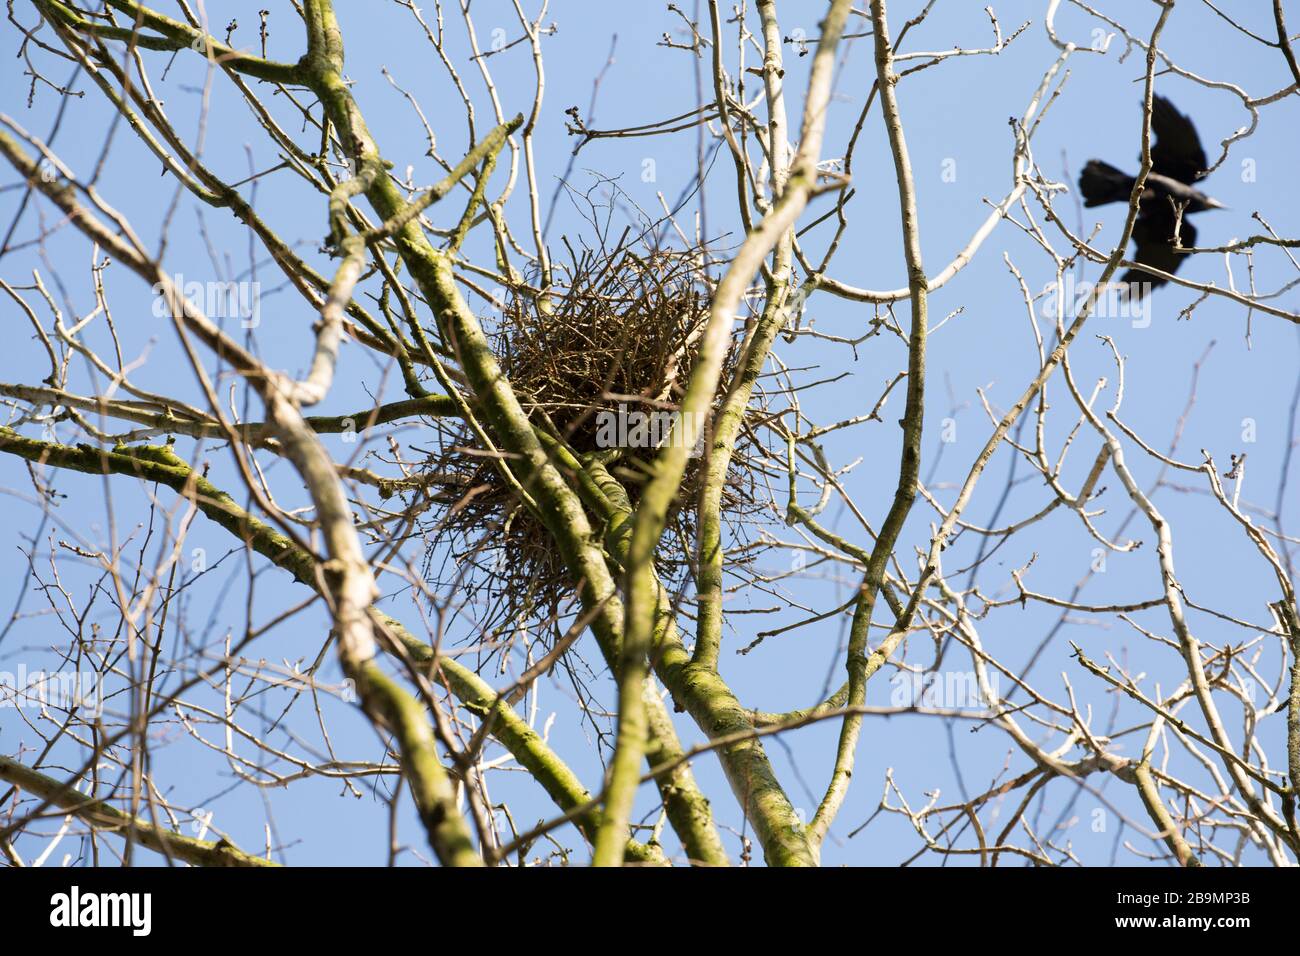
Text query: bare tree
0 0 1297 868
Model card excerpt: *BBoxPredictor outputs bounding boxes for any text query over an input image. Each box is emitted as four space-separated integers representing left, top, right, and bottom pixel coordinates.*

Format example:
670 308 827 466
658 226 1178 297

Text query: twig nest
417 238 765 640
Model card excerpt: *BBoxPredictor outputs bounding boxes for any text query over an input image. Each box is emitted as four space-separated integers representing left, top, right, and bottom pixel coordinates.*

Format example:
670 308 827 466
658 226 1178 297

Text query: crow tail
1078 160 1134 207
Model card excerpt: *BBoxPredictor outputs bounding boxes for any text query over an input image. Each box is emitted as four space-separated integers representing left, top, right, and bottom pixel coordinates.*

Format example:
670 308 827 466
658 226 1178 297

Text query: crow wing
1143 95 1209 184
1120 207 1197 290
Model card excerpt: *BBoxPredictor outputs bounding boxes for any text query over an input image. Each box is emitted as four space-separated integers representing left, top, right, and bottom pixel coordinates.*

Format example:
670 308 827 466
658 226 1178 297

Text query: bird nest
417 238 769 638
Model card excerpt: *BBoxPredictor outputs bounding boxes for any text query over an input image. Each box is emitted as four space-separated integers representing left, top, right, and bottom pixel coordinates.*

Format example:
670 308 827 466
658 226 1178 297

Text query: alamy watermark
594 403 706 458
151 272 261 328
50 886 151 936
0 665 104 717
890 670 996 711
1040 274 1154 328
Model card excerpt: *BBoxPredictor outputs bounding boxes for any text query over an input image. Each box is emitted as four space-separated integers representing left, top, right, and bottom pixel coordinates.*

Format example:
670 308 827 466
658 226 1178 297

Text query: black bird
1078 95 1224 295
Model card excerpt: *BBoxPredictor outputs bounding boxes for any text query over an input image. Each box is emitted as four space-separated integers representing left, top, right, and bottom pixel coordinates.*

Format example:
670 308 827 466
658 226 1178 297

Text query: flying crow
1078 95 1224 295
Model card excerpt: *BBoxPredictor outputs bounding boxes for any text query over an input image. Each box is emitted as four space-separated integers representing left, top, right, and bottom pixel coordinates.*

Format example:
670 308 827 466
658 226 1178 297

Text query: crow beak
1204 196 1227 210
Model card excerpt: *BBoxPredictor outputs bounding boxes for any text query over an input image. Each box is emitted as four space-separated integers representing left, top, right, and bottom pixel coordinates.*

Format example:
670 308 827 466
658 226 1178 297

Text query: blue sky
1 1 1297 866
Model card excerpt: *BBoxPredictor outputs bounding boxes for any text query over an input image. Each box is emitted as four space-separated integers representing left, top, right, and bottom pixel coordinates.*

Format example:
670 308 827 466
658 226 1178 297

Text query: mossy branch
38 0 304 84
0 754 277 867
